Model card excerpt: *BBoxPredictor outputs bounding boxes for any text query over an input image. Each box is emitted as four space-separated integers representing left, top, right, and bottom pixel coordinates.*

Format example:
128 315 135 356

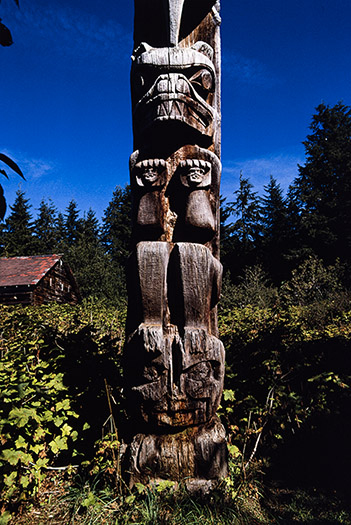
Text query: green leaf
223 389 236 401
0 511 12 525
53 417 64 428
2 449 22 466
9 407 38 427
82 492 96 508
49 436 68 454
15 435 27 450
228 444 241 458
55 399 70 411
20 475 30 488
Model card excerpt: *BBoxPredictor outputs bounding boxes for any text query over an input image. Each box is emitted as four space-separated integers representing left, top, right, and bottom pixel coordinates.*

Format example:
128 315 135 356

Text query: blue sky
1 0 351 220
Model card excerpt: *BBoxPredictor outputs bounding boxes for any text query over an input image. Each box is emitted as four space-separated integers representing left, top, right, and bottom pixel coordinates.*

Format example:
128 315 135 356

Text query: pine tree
33 199 58 254
2 189 35 256
101 186 132 268
55 212 66 252
65 208 111 299
292 102 351 265
259 176 289 283
225 173 261 277
231 173 261 248
64 200 81 247
220 195 235 274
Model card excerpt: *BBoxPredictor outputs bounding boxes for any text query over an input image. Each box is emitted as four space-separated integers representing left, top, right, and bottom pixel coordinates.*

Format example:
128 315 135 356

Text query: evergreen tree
259 176 289 283
55 212 66 252
1 189 35 256
0 221 6 255
65 208 112 299
225 173 261 277
101 186 132 268
33 199 58 254
231 173 261 247
64 200 81 247
292 102 351 265
220 196 236 275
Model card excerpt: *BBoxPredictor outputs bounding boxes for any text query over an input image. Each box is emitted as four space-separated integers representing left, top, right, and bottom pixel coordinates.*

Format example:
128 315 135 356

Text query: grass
5 467 351 524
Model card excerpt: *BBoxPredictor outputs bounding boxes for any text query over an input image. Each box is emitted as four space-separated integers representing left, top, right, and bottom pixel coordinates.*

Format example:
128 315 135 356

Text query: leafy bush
2 294 351 521
0 301 125 509
221 266 278 310
280 256 343 306
219 301 351 485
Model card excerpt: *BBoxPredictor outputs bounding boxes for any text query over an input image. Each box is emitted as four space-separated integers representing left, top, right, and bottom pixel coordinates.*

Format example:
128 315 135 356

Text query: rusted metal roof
0 255 62 287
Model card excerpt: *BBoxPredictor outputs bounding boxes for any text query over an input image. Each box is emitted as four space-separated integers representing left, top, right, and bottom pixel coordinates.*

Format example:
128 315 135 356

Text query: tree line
1 102 351 302
0 186 132 304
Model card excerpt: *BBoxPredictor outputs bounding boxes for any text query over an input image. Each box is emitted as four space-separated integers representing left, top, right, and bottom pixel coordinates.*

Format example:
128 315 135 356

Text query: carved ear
191 41 214 62
132 42 153 61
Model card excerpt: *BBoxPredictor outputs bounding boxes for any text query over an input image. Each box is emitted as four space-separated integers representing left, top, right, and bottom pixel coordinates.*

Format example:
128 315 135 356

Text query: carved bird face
131 42 218 144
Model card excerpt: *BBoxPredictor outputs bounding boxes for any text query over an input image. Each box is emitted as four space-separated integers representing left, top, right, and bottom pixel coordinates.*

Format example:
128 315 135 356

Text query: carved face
134 159 168 188
179 159 212 188
127 328 225 428
131 43 217 142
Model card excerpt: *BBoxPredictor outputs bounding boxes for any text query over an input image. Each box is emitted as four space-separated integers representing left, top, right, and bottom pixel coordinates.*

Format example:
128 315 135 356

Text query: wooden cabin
0 255 81 306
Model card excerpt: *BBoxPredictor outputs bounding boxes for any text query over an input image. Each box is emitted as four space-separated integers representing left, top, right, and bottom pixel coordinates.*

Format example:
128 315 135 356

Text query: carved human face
179 159 212 188
187 166 206 184
134 159 168 188
127 328 225 429
142 167 159 184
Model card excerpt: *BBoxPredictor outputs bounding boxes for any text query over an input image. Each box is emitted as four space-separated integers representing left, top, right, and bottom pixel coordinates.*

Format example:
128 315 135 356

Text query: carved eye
189 69 214 94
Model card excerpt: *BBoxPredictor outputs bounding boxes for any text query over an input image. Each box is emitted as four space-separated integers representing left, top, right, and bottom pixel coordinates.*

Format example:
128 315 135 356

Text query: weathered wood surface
124 416 227 491
124 0 227 488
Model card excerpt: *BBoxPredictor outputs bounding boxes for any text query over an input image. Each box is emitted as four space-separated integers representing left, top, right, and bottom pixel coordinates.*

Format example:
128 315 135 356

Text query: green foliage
291 101 351 265
221 266 278 310
1 297 351 522
224 173 261 274
259 176 290 283
1 189 35 256
0 301 125 508
219 298 351 466
33 199 59 253
280 255 343 306
101 185 132 268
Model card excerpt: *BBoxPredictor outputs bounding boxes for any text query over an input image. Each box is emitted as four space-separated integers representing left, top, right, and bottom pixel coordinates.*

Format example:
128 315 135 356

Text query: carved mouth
135 93 215 137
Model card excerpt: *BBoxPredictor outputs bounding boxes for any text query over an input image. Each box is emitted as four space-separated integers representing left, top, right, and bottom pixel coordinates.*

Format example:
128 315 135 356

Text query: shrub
0 301 125 508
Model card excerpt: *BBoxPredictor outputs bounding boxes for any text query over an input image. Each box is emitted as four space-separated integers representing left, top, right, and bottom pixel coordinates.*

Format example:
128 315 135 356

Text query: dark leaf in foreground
0 153 25 179
0 19 13 46
0 184 6 220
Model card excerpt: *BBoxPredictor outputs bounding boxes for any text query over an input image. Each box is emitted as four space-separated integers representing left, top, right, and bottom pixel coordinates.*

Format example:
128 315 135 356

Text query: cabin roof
0 255 63 287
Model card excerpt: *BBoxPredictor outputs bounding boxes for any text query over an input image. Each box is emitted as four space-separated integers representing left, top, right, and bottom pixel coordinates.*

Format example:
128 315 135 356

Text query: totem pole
124 0 227 490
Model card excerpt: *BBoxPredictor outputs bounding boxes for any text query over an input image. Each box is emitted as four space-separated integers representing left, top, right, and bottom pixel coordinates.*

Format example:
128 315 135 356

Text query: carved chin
134 93 215 139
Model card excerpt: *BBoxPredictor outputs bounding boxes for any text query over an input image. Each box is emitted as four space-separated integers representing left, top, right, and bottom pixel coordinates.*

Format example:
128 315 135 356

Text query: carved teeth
180 159 211 170
159 102 168 117
136 159 167 170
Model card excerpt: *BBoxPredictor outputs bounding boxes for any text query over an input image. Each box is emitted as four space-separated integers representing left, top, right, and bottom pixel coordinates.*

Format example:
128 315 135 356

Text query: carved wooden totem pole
124 0 227 489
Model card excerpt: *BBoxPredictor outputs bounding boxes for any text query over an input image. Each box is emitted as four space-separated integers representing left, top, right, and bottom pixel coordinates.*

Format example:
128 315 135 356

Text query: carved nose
157 76 171 93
